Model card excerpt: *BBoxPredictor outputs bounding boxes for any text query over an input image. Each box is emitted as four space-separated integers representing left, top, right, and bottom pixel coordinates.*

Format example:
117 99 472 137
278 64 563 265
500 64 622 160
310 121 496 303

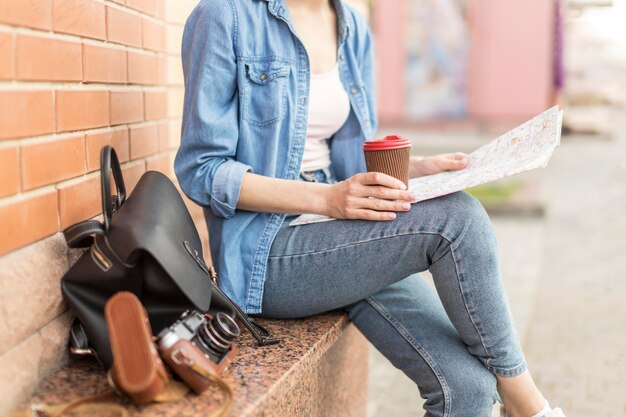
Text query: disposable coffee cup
362 135 411 188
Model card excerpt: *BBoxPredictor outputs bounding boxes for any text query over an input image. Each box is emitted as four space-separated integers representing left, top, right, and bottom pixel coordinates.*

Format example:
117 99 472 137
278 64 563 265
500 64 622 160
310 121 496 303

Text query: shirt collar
255 0 351 42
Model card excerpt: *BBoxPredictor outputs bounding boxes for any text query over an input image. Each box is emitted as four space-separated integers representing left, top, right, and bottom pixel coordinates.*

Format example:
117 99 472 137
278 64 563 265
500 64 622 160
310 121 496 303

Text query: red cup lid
362 135 412 151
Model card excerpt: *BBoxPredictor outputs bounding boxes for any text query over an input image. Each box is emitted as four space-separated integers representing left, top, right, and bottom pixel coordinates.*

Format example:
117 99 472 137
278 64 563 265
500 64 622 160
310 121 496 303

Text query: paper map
289 106 563 227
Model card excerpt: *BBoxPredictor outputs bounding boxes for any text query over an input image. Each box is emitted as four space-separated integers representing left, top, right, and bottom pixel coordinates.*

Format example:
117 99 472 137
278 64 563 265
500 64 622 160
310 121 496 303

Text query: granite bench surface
25 311 367 417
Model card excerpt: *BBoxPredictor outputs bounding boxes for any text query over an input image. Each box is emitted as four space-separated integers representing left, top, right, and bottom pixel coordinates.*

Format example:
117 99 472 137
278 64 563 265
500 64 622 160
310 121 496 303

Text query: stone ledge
18 311 368 417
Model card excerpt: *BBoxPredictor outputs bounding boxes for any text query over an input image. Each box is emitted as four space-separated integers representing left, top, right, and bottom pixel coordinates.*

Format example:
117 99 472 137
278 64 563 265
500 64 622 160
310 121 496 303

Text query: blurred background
346 0 626 416
0 0 623 416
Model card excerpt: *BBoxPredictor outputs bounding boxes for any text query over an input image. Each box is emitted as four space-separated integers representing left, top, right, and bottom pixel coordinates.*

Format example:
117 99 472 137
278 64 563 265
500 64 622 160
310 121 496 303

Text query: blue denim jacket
174 0 377 314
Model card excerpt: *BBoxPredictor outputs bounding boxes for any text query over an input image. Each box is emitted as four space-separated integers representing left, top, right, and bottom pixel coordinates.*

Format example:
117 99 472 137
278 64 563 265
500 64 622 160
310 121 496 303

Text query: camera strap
170 348 234 417
190 364 233 417
5 377 228 417
4 391 126 417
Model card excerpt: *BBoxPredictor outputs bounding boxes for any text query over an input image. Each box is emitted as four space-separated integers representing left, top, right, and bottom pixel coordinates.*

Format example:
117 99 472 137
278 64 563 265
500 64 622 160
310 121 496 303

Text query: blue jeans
260 170 527 417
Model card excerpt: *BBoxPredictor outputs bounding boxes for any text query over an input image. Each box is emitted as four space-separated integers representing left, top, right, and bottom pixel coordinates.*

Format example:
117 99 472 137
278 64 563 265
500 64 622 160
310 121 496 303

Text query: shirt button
260 73 267 81
339 53 345 61
351 86 359 94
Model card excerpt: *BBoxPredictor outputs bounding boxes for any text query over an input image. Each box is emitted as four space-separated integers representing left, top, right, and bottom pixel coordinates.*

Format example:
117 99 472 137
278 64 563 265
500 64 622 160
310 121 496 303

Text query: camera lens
214 313 240 340
198 312 240 354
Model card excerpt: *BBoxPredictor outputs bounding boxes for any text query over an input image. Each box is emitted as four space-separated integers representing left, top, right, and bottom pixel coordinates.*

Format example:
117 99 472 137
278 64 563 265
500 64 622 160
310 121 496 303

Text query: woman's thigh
261 192 501 416
261 191 486 318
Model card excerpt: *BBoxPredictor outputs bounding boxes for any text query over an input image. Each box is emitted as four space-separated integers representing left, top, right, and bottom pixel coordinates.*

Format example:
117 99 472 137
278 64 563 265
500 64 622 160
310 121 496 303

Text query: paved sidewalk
366 131 626 416
523 133 626 416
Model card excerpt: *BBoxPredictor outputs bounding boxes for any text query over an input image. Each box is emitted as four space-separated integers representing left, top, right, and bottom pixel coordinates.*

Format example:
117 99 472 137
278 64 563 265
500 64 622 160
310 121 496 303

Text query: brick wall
0 0 202 414
0 0 368 414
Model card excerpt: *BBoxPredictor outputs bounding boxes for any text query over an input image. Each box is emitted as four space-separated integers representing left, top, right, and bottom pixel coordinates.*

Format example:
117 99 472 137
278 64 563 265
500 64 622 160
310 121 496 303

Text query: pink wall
373 0 407 123
373 0 554 123
468 0 554 121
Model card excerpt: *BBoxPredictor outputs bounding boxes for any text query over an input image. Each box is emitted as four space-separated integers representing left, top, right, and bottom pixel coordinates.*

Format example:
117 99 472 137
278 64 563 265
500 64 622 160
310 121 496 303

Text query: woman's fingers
351 172 414 200
433 153 468 172
450 152 468 168
330 172 415 221
357 197 411 213
350 209 398 221
357 185 415 202
357 172 406 190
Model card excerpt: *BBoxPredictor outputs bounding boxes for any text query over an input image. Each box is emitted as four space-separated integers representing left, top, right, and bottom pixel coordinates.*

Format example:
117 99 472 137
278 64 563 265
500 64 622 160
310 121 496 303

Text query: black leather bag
61 146 279 368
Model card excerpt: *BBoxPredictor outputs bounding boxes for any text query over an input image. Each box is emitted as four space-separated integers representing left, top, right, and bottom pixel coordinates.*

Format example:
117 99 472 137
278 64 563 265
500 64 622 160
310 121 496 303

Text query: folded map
290 106 563 227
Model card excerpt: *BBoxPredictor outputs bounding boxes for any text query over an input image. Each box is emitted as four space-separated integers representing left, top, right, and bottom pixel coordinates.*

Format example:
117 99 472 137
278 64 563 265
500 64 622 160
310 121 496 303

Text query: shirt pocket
242 62 290 127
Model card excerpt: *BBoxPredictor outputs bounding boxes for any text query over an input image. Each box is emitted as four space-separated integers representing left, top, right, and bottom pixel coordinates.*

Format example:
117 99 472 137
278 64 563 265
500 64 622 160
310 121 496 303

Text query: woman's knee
445 192 490 225
418 192 494 243
444 192 494 242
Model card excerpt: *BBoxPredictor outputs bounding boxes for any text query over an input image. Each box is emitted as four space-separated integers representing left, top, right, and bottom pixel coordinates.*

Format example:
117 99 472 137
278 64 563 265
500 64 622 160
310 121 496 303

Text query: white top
300 65 351 172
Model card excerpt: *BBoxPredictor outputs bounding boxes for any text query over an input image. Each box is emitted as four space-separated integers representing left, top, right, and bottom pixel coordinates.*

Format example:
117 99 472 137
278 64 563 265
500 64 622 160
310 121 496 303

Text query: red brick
21 135 86 190
154 0 164 19
0 91 55 140
57 175 100 229
167 88 183 118
128 51 158 85
129 124 158 158
106 6 142 48
110 91 144 125
85 129 130 172
52 0 106 40
126 0 165 19
146 152 173 177
0 191 58 256
156 122 170 151
156 55 167 85
126 0 156 16
56 90 109 132
0 0 52 31
165 55 182 85
0 147 19 198
142 18 165 52
166 120 181 149
16 35 82 82
144 91 167 120
121 161 145 194
82 44 127 84
0 33 14 80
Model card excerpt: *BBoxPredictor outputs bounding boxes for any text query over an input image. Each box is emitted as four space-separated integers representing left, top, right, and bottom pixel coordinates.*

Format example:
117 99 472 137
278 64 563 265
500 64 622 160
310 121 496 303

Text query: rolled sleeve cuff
210 160 252 218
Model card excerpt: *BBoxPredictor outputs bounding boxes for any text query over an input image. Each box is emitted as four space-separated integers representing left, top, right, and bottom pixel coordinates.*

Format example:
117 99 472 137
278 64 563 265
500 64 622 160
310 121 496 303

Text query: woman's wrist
308 182 334 217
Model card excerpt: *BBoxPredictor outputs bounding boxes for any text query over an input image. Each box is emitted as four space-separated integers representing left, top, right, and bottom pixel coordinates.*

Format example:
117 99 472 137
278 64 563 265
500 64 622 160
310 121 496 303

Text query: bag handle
63 220 106 249
100 145 126 232
63 146 125 244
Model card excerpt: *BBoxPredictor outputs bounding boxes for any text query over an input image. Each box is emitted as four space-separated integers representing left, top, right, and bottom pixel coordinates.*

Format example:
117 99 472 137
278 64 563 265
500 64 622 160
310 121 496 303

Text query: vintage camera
156 310 239 394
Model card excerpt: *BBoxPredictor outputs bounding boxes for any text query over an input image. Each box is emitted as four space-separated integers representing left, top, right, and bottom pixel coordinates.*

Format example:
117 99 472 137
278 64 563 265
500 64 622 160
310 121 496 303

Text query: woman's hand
409 153 469 178
323 172 417 221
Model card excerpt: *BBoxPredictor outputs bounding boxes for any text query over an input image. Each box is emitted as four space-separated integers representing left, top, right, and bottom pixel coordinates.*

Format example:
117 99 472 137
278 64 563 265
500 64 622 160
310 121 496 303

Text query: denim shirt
174 0 377 314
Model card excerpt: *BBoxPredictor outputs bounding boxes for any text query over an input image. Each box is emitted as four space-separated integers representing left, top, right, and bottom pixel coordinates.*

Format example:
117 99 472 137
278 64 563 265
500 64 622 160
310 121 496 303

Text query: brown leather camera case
105 291 168 404
160 337 238 394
